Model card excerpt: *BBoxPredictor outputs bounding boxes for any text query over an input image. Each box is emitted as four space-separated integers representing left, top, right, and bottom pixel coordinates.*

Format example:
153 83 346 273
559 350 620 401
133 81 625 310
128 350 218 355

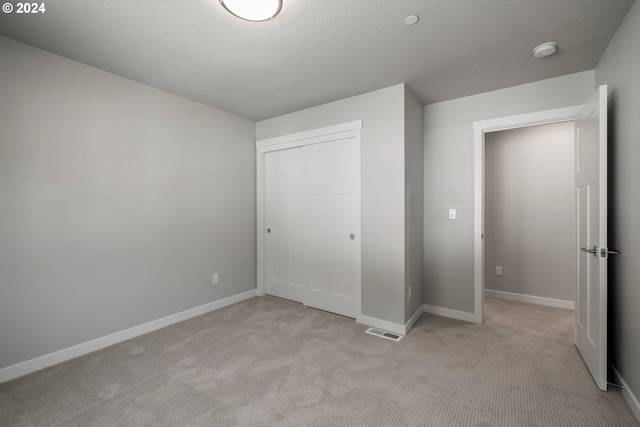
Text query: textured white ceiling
0 0 635 121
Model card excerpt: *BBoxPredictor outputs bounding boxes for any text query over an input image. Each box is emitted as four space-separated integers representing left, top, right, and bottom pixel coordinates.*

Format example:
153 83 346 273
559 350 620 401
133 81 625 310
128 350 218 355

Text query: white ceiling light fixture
219 0 282 22
532 42 558 58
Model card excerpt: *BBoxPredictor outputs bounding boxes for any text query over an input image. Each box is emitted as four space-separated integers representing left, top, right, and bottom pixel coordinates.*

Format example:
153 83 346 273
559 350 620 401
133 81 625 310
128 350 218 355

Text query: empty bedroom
1 1 639 425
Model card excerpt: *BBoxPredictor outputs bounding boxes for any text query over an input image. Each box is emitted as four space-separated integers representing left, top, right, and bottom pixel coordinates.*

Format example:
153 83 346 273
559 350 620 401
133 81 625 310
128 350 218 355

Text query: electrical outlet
408 286 412 300
495 266 503 277
449 209 457 220
213 273 219 284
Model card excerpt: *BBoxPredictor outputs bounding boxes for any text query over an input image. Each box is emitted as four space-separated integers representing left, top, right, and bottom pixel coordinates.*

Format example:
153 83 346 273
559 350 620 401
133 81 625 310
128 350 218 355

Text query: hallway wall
484 122 576 304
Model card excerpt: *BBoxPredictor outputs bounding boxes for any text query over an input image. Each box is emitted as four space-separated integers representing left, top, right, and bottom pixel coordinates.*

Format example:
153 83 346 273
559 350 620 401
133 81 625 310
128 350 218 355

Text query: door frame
472 106 581 324
256 120 363 322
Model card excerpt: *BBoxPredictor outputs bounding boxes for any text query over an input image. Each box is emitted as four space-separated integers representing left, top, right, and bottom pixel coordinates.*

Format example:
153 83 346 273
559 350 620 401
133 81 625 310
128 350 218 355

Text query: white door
265 147 305 303
264 137 361 318
575 84 609 391
303 139 361 318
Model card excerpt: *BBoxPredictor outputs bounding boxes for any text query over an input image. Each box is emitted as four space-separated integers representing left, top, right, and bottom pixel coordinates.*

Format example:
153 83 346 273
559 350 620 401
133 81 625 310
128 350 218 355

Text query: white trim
356 307 424 336
473 106 582 132
256 121 363 321
256 120 362 149
474 127 484 324
255 147 265 297
353 132 363 324
423 304 476 323
611 364 640 423
473 106 582 325
484 289 574 310
404 306 424 334
358 315 405 336
358 307 423 337
0 290 256 384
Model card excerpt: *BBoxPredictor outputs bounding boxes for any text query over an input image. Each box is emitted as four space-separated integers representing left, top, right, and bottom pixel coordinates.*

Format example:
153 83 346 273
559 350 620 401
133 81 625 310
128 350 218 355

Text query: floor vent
365 328 403 342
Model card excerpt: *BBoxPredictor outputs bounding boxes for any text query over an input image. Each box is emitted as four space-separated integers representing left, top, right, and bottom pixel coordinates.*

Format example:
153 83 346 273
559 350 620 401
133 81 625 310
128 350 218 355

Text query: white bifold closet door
265 138 360 318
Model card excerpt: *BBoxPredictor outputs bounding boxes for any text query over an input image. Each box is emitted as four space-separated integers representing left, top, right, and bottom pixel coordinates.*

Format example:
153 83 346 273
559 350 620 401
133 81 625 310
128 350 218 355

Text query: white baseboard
611 364 640 423
0 289 257 384
359 306 424 336
423 304 476 323
484 289 574 310
359 315 405 336
404 306 424 334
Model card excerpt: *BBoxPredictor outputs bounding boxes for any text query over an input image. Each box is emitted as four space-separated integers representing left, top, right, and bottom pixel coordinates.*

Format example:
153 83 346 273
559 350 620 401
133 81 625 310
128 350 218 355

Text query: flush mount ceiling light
533 42 557 58
219 0 282 22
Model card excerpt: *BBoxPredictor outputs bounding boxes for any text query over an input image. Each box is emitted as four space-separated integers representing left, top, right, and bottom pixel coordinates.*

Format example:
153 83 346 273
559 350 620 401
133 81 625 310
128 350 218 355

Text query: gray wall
404 86 424 322
257 85 407 325
595 0 640 411
484 122 575 302
0 37 256 370
423 70 595 314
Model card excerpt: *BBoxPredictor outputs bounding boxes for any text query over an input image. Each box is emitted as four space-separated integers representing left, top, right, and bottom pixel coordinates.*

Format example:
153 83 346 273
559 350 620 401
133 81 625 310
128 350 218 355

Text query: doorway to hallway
483 122 576 310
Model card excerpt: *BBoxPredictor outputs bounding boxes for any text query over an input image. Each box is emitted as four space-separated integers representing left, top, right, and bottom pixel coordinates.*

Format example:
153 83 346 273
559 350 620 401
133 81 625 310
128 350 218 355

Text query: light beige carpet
0 296 637 426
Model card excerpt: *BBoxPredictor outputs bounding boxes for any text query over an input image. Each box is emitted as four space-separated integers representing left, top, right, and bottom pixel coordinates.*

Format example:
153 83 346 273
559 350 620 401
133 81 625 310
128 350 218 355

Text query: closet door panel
303 139 359 318
265 148 304 303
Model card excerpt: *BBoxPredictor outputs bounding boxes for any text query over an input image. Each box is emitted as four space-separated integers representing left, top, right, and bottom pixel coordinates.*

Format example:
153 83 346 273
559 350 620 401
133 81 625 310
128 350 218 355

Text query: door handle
601 248 620 257
581 247 621 257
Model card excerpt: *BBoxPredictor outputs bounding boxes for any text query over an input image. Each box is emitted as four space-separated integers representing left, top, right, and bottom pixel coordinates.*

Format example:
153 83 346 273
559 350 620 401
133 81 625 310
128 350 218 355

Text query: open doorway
472 106 582 323
474 89 611 391
483 122 576 310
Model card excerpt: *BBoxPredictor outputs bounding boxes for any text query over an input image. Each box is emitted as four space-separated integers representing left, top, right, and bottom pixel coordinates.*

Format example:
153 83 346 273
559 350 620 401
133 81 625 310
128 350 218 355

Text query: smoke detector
533 42 557 58
404 15 419 26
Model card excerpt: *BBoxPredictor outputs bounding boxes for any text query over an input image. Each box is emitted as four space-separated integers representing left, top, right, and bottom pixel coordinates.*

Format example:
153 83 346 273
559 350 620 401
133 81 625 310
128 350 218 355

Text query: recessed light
533 42 557 58
404 15 419 26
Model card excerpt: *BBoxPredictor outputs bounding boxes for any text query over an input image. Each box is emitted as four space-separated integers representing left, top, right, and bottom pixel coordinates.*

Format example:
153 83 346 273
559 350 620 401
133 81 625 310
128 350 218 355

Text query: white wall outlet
213 273 219 284
449 208 457 220
495 266 503 277
408 286 412 300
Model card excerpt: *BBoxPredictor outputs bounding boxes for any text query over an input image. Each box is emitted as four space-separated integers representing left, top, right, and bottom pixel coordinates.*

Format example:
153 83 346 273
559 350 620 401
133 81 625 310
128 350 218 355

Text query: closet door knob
349 234 355 240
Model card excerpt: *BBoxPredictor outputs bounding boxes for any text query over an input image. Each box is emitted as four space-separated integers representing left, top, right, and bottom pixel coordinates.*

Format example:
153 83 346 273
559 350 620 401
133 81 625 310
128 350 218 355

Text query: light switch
449 209 457 220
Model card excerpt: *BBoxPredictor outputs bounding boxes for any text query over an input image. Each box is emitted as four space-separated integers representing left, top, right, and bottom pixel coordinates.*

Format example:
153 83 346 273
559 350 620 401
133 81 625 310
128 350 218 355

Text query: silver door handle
581 247 621 257
349 234 355 240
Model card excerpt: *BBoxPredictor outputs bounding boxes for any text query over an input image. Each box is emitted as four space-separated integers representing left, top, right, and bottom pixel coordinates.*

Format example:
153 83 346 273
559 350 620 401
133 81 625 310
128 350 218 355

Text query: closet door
263 133 361 319
265 147 304 303
303 139 360 318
